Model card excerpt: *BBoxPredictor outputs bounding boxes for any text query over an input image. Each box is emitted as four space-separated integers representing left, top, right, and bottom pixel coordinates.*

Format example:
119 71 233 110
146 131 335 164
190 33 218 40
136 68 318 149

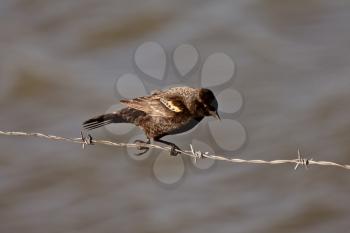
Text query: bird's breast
139 113 202 138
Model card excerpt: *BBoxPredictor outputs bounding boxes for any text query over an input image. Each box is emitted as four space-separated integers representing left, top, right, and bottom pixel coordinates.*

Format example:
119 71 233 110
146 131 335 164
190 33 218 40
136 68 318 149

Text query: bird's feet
169 144 182 156
154 139 183 156
134 139 151 156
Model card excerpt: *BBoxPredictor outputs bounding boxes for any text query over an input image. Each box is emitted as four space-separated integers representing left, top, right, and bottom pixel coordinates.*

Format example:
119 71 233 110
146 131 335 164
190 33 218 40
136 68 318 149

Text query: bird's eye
209 100 218 111
204 103 215 111
208 105 216 111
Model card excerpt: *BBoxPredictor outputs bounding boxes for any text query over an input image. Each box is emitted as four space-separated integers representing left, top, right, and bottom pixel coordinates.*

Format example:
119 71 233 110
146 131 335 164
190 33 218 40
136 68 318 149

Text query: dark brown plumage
83 86 220 155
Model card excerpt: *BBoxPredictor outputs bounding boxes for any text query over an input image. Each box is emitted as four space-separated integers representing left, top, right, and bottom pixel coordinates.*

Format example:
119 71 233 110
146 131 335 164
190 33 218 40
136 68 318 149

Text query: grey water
0 1 349 232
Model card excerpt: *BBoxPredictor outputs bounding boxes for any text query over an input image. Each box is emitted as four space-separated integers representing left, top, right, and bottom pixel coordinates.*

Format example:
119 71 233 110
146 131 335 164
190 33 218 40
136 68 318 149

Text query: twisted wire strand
0 130 349 170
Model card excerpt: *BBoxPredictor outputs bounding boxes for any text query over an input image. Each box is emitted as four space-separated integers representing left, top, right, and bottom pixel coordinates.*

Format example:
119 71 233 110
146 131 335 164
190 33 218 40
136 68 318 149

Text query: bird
82 86 220 156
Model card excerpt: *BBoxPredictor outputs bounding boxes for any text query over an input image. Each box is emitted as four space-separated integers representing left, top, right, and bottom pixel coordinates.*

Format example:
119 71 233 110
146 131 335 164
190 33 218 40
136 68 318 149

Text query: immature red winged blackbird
83 86 220 155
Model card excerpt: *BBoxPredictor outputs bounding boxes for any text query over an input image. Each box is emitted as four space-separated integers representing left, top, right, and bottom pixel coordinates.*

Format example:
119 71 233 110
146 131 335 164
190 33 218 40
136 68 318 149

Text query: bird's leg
134 138 151 156
154 138 182 156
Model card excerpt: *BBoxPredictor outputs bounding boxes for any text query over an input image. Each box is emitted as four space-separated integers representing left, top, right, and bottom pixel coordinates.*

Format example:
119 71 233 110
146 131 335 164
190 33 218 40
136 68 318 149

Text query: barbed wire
0 130 349 171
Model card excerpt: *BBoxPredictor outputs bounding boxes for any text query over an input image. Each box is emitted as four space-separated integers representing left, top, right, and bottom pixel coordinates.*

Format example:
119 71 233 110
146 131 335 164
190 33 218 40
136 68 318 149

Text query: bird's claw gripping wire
169 144 181 156
134 139 151 156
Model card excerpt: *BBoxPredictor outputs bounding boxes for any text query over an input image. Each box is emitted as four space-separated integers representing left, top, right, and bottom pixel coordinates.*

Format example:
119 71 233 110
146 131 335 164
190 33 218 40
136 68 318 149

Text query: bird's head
198 88 220 120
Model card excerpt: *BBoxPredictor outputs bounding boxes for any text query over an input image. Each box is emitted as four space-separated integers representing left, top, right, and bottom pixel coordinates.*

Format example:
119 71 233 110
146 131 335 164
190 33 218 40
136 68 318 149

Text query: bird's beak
210 110 221 120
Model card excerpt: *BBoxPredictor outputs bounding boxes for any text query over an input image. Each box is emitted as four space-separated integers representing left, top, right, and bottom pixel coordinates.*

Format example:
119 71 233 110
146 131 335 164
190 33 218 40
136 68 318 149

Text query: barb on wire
294 148 311 170
0 130 350 171
81 131 93 149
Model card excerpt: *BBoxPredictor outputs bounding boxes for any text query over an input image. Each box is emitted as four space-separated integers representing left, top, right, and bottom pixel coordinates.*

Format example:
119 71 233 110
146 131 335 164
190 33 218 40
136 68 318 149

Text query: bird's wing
120 94 186 117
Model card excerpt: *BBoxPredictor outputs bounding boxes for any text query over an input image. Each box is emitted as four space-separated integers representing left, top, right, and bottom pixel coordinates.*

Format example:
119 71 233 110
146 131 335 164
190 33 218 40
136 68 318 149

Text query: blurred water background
0 0 350 232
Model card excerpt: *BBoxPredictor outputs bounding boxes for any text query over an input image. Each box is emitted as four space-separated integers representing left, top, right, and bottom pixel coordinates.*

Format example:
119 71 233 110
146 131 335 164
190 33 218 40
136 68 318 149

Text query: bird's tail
82 112 126 130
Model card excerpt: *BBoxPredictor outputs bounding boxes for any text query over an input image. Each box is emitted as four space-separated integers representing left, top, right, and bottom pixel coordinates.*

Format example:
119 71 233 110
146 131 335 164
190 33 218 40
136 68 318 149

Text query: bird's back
122 86 202 138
